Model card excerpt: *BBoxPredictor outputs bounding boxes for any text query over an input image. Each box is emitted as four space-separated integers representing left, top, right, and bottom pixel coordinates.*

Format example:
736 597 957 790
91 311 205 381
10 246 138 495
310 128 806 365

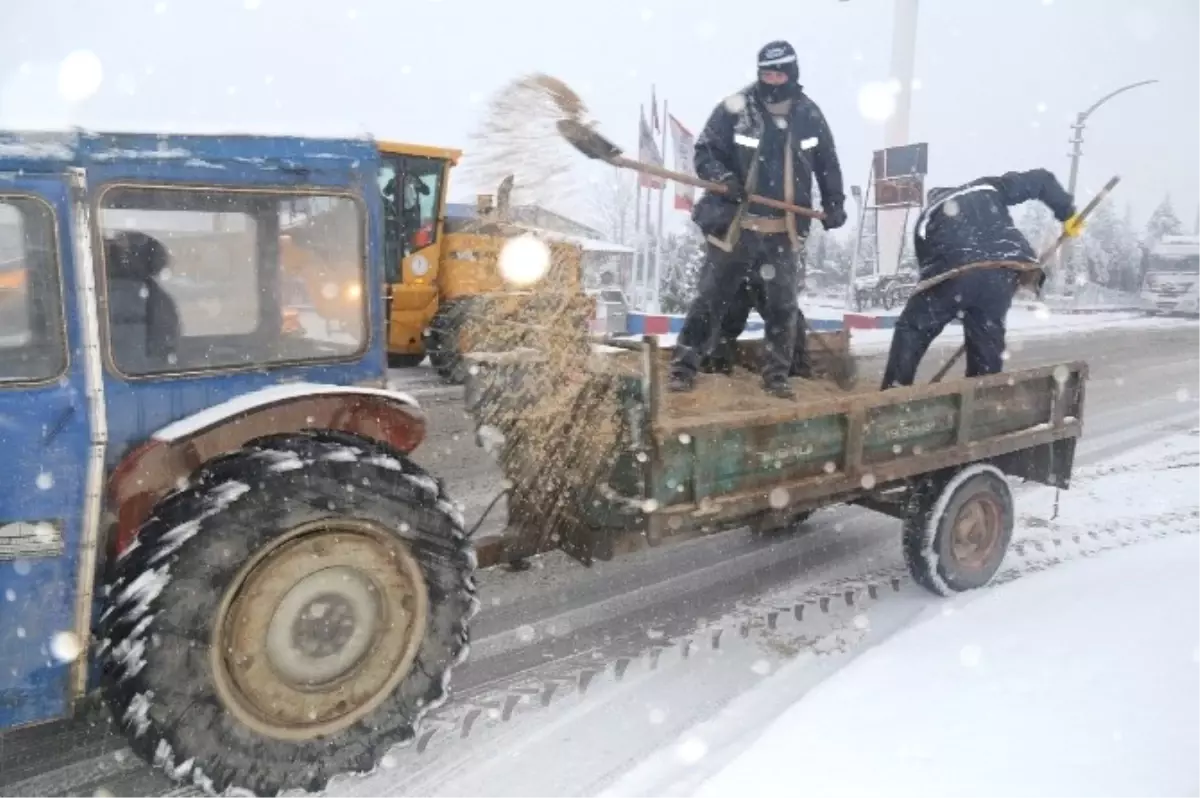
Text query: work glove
822 204 848 230
721 174 747 204
1063 213 1085 238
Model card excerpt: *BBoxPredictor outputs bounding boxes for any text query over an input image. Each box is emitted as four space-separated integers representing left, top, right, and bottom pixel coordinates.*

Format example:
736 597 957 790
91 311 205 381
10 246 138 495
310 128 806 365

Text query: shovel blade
557 118 624 162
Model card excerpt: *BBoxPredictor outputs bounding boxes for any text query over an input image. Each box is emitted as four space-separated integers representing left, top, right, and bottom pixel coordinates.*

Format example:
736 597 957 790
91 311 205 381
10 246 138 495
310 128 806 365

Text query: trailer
463 333 1086 594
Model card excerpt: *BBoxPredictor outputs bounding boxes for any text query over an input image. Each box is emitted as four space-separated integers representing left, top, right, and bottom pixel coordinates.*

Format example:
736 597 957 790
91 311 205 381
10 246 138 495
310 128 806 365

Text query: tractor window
0 196 66 384
98 185 367 377
379 155 444 272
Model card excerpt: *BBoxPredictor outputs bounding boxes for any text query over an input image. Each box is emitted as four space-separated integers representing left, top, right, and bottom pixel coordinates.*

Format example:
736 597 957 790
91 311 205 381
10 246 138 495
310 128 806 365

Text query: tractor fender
107 383 426 558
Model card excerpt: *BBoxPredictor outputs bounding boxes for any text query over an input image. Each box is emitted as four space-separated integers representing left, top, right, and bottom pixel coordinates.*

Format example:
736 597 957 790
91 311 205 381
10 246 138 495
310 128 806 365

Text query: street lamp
1066 79 1158 198
1058 79 1158 291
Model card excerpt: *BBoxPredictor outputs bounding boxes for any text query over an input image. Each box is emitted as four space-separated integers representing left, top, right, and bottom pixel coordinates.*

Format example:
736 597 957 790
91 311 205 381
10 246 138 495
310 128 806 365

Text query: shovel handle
611 155 825 220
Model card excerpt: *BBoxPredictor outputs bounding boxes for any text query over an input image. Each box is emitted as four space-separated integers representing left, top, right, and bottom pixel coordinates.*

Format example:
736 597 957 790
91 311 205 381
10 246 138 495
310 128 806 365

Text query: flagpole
651 98 668 315
634 106 644 307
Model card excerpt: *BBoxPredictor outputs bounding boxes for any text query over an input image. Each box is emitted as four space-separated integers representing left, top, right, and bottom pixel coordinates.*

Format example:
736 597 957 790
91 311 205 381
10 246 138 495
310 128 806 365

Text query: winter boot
667 370 696 393
763 376 796 400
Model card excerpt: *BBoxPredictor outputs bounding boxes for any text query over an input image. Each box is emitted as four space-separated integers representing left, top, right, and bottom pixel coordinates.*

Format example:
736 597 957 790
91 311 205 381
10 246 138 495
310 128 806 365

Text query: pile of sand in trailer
469 290 853 548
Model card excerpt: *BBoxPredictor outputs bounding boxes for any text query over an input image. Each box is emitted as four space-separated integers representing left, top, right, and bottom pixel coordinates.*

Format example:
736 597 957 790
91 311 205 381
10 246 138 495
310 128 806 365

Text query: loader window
99 185 367 377
0 196 66 384
379 155 444 280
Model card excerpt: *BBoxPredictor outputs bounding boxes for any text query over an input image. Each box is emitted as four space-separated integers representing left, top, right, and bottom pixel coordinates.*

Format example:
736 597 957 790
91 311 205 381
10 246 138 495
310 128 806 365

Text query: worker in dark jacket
669 40 846 398
880 169 1083 389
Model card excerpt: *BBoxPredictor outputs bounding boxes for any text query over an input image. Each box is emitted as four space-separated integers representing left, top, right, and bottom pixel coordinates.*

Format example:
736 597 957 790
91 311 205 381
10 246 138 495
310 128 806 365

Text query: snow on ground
631 308 1195 353
604 430 1200 798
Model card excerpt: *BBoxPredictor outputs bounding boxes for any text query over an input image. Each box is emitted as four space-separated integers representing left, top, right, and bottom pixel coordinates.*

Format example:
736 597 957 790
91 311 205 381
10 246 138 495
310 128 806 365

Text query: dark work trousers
881 268 1019 389
671 231 800 385
706 277 812 377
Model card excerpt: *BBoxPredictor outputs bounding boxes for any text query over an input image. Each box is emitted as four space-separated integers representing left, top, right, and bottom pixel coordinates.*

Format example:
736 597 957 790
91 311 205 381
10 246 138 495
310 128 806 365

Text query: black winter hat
757 40 799 84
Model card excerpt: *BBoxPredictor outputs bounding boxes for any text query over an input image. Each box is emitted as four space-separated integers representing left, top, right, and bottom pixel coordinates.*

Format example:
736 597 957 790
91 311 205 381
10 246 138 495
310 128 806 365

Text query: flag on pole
651 85 661 133
638 110 665 190
668 114 696 211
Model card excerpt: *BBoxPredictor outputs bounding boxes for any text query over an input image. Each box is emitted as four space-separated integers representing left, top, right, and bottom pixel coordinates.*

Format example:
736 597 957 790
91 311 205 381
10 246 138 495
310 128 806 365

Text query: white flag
638 111 665 190
669 115 696 212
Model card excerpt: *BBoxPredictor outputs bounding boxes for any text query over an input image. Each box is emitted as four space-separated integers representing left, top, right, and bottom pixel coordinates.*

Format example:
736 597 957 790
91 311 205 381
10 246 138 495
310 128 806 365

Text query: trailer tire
97 430 476 796
902 465 1013 597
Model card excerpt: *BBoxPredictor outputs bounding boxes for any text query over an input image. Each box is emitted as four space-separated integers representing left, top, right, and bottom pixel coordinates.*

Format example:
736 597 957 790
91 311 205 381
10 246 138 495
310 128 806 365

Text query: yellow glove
1063 214 1085 238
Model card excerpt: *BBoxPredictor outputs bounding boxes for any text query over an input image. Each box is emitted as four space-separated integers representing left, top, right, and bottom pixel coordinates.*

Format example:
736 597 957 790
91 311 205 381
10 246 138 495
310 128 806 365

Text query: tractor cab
0 130 474 795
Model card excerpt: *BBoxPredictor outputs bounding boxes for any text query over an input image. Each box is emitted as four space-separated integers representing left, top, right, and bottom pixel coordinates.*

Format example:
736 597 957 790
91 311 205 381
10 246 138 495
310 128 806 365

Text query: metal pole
652 98 668 315
847 162 874 311
876 0 919 280
1056 79 1158 293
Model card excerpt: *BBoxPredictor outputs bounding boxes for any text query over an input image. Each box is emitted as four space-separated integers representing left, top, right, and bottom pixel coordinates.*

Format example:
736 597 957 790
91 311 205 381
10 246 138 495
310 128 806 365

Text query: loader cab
0 130 391 730
375 141 460 360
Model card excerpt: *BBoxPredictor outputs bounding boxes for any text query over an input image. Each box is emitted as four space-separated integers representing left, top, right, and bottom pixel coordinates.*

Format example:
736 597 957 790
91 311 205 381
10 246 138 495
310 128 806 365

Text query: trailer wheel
97 431 476 796
901 465 1013 597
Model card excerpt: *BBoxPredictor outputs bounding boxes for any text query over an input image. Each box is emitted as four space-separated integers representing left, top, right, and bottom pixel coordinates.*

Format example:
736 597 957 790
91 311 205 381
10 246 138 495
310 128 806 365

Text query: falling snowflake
50 631 83 662
959 644 982 667
759 264 776 281
1176 388 1190 402
36 472 54 490
515 625 536 643
4 589 14 602
58 50 104 103
678 433 692 445
750 659 772 675
853 614 870 630
857 81 897 123
768 487 789 509
860 473 876 490
649 708 666 724
675 736 708 764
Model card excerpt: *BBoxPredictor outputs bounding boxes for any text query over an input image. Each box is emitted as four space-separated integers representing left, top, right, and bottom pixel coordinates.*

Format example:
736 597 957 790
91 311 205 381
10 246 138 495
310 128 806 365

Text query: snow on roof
515 226 634 254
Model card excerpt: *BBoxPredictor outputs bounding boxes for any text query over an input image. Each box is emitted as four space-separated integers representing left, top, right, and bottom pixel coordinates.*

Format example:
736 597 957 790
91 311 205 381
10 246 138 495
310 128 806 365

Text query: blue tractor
0 130 476 795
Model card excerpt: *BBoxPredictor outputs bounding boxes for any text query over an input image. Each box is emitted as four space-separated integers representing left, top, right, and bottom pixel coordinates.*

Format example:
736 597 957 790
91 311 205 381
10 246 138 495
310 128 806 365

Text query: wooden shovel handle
611 155 825 220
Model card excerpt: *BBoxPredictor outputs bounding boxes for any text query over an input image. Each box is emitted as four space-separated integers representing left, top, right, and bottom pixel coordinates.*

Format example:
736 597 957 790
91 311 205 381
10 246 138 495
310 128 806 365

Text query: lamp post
1057 79 1158 291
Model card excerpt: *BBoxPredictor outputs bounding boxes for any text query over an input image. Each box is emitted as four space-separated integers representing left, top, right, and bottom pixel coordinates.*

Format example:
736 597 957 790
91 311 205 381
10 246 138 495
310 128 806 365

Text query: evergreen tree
1144 194 1184 242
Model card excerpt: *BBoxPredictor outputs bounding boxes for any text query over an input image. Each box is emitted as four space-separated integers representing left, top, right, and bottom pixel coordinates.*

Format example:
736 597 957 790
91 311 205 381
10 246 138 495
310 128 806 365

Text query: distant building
445 201 633 296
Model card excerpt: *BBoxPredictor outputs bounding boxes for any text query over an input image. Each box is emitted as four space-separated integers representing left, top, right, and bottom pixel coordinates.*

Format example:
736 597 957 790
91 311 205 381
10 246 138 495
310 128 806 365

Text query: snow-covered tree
1015 202 1058 255
658 225 706 313
1079 201 1141 291
1144 194 1184 243
587 167 637 245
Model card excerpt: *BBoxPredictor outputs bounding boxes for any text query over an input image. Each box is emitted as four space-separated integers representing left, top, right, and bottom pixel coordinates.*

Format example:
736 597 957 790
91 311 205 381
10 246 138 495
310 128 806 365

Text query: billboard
872 142 928 209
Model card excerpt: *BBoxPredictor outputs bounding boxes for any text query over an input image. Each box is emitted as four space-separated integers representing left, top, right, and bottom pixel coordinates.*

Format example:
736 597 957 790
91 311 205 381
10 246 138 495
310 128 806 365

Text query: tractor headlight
344 281 363 302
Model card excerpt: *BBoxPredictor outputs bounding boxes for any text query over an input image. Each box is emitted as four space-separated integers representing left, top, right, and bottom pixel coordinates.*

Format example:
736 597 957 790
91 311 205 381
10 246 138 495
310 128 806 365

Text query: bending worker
880 168 1083 389
668 40 846 399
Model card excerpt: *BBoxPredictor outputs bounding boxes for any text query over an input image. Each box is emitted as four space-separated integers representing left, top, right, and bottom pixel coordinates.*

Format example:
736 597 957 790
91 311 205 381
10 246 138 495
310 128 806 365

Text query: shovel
557 119 825 221
928 175 1120 383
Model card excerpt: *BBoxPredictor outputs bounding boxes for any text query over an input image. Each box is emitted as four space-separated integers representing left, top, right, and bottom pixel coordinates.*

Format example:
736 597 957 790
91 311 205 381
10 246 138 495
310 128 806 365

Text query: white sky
1 0 1196 232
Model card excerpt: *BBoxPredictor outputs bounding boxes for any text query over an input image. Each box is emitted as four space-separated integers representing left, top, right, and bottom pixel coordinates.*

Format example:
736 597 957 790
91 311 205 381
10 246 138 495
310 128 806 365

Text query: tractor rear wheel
97 431 476 796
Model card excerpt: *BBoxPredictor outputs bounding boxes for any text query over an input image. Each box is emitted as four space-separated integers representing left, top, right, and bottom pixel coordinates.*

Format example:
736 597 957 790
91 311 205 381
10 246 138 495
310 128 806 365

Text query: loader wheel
97 431 477 796
425 299 472 384
902 465 1013 597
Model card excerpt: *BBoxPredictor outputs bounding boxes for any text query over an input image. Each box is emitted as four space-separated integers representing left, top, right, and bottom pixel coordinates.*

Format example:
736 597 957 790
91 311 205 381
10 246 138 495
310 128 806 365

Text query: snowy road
0 318 1195 797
